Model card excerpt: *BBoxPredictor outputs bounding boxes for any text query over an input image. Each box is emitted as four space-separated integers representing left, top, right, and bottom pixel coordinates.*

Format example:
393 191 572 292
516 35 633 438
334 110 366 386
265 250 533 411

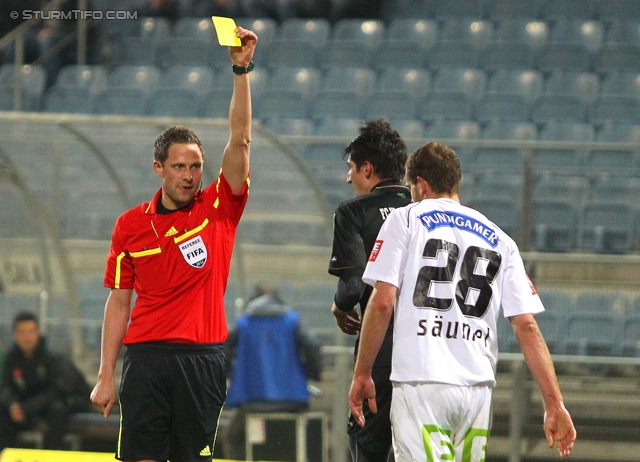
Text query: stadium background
1 0 640 460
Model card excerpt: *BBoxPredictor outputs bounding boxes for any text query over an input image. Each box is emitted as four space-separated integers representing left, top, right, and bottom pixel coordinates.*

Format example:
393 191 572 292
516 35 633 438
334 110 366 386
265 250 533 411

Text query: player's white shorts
391 382 492 462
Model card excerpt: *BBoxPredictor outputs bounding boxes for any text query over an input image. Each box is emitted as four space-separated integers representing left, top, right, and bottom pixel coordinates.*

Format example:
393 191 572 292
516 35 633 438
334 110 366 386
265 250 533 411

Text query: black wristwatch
232 61 254 74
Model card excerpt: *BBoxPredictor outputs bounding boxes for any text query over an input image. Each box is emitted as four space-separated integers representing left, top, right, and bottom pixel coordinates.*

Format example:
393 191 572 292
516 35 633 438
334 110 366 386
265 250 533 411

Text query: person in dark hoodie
0 311 91 451
222 283 323 460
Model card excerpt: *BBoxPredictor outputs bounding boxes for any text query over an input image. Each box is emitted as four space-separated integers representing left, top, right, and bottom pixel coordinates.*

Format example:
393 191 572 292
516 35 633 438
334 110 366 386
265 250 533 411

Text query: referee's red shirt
104 173 249 344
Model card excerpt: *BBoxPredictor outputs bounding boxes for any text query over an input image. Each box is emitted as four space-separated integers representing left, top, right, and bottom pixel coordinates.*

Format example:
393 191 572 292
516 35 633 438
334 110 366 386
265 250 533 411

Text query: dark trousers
0 399 70 451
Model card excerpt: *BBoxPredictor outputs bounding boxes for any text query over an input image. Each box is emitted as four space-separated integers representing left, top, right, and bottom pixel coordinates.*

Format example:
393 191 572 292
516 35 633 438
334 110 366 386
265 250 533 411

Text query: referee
328 120 411 462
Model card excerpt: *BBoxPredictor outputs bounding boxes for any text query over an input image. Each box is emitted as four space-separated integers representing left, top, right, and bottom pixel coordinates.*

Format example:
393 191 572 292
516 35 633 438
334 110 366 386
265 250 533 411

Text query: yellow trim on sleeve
174 218 209 244
214 197 220 209
114 252 126 289
129 247 162 258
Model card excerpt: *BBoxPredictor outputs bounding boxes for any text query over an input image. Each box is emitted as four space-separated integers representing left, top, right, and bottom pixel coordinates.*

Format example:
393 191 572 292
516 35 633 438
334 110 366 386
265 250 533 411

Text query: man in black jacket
0 311 91 450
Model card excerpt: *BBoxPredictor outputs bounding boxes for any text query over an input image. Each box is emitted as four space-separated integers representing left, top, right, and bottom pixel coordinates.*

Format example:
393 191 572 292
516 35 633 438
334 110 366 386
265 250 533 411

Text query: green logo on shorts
422 425 489 462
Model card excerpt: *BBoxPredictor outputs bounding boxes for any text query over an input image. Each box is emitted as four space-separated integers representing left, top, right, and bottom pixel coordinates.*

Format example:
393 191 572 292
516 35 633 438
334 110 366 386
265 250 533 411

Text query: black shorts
117 342 226 462
347 363 393 454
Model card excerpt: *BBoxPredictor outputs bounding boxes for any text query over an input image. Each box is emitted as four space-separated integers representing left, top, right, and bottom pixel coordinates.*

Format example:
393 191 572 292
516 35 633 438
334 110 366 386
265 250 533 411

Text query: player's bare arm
510 313 577 458
349 282 396 427
91 288 133 418
222 27 257 194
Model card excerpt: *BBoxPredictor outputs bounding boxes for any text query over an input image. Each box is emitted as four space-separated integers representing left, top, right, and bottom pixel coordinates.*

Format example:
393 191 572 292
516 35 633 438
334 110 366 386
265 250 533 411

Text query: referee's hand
332 304 361 335
90 378 116 418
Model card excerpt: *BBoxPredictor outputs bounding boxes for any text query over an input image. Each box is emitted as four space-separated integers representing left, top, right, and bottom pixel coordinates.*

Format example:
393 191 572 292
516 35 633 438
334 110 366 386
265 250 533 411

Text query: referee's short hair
406 142 461 195
154 126 204 164
12 311 39 331
342 119 407 182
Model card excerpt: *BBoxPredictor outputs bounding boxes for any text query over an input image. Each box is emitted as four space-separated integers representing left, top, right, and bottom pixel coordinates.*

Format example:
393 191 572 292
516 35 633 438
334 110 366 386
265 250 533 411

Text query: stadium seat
44 87 93 114
156 38 210 68
532 95 587 123
544 70 599 104
590 95 640 124
487 69 544 104
159 66 214 94
173 17 216 41
535 310 564 354
538 289 574 316
482 0 539 20
267 67 320 97
0 64 46 112
432 68 487 102
318 40 372 70
377 68 431 100
108 65 161 93
200 89 233 118
475 94 529 123
564 312 618 356
332 19 385 51
313 118 362 136
310 90 363 120
235 18 278 48
589 173 640 205
579 201 635 253
372 40 428 70
420 92 474 122
575 290 628 315
534 172 589 209
493 19 548 51
536 44 591 72
440 19 493 50
473 171 523 203
263 117 314 136
265 40 317 69
549 20 604 53
594 44 640 73
92 88 147 115
474 121 536 170
531 199 578 252
428 41 480 69
364 90 417 120
433 0 482 19
386 19 438 51
147 88 200 117
423 119 480 164
597 0 640 22
589 122 640 173
466 197 520 239
536 121 593 170
603 20 640 45
138 17 170 42
254 90 309 119
389 119 425 140
110 38 158 66
621 314 640 356
55 65 108 93
321 67 376 97
600 71 640 99
278 18 331 50
481 41 535 71
540 0 597 20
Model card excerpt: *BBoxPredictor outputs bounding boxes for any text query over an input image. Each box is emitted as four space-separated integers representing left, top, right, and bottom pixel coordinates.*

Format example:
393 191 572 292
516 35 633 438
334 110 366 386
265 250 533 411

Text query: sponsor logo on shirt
418 211 500 248
369 240 383 261
527 274 537 295
179 235 207 268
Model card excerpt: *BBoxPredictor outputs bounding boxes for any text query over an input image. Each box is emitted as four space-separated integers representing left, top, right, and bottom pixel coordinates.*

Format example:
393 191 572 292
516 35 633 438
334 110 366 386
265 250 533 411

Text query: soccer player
328 120 411 462
90 27 257 462
349 142 576 461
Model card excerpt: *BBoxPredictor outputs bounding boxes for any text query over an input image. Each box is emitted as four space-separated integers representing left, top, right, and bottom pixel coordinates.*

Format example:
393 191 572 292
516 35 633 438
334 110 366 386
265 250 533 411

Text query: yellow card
212 16 241 46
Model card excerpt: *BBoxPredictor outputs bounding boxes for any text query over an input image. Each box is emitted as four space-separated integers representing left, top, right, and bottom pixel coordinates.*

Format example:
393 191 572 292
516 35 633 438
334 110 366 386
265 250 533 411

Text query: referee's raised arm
222 26 257 195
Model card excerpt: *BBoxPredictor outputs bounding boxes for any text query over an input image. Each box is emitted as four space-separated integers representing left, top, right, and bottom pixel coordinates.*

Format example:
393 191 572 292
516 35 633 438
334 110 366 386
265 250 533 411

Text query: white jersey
362 198 543 387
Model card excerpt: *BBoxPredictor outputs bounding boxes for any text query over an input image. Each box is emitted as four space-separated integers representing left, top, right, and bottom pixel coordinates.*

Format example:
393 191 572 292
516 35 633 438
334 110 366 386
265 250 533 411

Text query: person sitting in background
0 311 91 451
223 283 323 460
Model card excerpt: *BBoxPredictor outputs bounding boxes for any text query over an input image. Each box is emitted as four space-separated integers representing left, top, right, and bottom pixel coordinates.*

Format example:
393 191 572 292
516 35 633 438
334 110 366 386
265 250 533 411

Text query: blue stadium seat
278 18 331 50
540 0 597 20
263 117 314 136
254 90 309 119
466 197 520 238
579 201 635 253
493 19 549 51
313 118 362 136
475 121 536 170
318 40 372 70
536 121 593 171
0 64 46 112
423 119 480 164
377 68 431 100
575 290 628 315
564 312 618 356
173 17 216 41
475 94 530 123
600 71 640 99
92 88 147 115
487 69 544 104
265 40 317 69
532 199 578 252
473 171 523 203
621 313 640 356
386 19 438 51
332 19 385 50
108 65 161 93
440 19 493 50
110 38 158 66
535 310 564 354
138 17 171 42
310 90 363 120
597 0 640 22
432 68 486 102
159 66 214 94
589 122 640 173
537 43 591 72
549 20 604 53
594 44 640 73
200 89 232 118
321 67 376 97
429 41 480 69
589 173 640 205
372 40 428 70
538 289 574 316
156 38 210 68
433 0 482 19
498 316 518 353
147 88 200 117
534 172 589 209
389 119 425 139
590 95 640 124
364 90 417 120
55 65 108 93
543 70 599 104
267 67 320 97
603 20 640 45
532 95 587 123
482 0 539 20
420 91 474 122
481 41 535 71
44 87 93 114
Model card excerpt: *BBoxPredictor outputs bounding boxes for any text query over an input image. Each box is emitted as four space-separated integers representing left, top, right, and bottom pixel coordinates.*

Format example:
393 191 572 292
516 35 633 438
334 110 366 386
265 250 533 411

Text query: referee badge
179 235 208 268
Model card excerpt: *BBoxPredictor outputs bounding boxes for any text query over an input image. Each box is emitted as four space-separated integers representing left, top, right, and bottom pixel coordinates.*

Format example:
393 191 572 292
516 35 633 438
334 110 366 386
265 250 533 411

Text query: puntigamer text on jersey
418 210 500 248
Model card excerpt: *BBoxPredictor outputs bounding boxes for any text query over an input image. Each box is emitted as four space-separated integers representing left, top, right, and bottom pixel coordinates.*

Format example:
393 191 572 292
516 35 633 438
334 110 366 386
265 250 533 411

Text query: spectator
0 311 92 451
223 283 323 460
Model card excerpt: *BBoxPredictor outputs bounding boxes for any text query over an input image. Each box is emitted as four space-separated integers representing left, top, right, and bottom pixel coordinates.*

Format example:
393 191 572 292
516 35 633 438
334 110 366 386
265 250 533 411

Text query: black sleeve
328 204 366 277
334 268 366 312
295 324 323 382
